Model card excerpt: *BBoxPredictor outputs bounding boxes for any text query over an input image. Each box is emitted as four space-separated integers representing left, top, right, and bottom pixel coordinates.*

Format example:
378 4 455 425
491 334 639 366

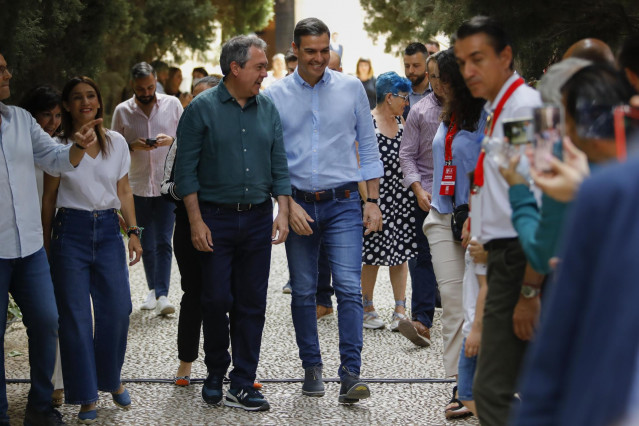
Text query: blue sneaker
201 376 224 405
77 409 97 424
282 280 292 294
224 387 270 411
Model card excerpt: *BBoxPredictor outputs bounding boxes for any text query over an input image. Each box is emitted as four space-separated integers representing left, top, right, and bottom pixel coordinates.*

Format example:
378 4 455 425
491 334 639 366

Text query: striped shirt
399 91 442 193
111 93 183 197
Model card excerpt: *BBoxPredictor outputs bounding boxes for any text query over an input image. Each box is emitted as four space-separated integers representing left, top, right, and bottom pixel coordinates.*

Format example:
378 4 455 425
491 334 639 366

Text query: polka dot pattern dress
363 116 417 266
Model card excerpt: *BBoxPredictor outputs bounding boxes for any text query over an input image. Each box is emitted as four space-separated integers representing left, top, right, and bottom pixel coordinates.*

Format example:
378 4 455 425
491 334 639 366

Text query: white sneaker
363 310 385 329
156 295 175 315
390 311 407 332
140 290 157 310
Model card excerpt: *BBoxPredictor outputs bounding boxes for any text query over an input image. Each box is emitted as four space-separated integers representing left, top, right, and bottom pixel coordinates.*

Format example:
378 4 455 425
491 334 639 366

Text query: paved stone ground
5 244 479 425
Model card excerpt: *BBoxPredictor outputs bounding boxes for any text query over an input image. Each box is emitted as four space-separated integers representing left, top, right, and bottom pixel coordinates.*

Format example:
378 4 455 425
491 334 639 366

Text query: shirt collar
293 67 331 88
484 73 519 114
411 85 431 97
0 102 9 118
217 80 259 106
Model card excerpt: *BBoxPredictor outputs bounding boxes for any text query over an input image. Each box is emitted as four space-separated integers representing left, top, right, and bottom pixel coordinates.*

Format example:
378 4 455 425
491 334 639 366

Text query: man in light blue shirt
264 17 384 404
0 52 98 425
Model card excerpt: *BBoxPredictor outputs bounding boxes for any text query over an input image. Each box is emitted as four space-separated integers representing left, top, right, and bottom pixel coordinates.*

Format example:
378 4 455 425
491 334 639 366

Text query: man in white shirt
454 16 542 425
112 62 183 315
0 52 98 425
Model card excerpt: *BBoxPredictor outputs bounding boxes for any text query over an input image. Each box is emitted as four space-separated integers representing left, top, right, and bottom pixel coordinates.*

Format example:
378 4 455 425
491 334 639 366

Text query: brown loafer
397 319 431 347
316 305 334 320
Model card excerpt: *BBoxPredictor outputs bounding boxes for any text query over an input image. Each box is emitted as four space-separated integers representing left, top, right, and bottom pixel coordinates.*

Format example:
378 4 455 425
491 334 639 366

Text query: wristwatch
366 198 379 204
521 285 541 299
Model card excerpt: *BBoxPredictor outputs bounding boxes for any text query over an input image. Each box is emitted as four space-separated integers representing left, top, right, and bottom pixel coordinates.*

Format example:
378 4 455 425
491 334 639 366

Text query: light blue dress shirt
264 68 383 191
0 103 74 258
431 110 487 214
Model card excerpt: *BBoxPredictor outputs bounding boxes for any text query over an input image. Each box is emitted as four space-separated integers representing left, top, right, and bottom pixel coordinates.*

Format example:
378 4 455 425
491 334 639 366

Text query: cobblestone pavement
5 244 479 425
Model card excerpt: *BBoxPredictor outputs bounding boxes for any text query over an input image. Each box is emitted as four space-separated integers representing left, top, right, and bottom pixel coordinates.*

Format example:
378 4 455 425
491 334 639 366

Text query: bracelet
126 226 144 238
74 143 86 150
366 198 379 204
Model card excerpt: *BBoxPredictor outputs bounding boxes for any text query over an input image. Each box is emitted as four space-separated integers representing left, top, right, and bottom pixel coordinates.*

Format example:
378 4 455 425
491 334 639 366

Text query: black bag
451 203 469 241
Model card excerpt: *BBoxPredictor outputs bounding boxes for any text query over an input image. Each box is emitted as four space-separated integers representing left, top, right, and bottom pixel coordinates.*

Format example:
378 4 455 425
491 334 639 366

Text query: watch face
521 285 537 298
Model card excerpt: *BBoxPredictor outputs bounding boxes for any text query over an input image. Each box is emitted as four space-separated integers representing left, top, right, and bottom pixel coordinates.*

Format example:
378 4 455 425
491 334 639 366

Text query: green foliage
0 0 273 120
7 295 22 326
360 0 639 79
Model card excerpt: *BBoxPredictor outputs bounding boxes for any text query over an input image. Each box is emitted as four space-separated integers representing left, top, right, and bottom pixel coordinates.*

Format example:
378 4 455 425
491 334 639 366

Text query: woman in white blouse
41 76 142 424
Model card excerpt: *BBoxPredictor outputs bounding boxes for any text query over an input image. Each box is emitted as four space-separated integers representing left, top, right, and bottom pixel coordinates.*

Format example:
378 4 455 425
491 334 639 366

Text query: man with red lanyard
454 16 542 425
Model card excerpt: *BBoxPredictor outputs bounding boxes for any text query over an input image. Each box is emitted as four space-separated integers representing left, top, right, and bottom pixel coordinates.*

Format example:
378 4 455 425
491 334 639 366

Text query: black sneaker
338 367 370 404
201 376 224 405
224 387 270 411
302 366 325 397
24 406 65 425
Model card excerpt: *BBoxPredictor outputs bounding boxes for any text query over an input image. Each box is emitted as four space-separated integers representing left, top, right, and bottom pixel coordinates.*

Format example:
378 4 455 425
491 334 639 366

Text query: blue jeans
50 208 132 404
315 244 334 308
408 208 437 328
286 191 364 378
458 337 478 401
199 202 273 389
0 248 58 420
134 195 175 298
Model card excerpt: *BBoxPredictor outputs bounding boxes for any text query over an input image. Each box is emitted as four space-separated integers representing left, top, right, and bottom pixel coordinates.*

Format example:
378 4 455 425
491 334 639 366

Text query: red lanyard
472 77 525 189
444 113 459 165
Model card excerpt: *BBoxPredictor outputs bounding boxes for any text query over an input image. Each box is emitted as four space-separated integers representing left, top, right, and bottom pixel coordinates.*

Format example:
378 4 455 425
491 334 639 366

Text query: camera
145 138 157 146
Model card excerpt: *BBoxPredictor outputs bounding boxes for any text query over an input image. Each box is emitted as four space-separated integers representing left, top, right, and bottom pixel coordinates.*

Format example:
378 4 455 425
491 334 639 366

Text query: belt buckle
237 203 251 212
303 192 314 203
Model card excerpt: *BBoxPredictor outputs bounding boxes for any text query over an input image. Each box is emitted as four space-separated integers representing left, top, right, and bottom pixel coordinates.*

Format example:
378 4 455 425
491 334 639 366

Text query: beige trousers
423 209 465 377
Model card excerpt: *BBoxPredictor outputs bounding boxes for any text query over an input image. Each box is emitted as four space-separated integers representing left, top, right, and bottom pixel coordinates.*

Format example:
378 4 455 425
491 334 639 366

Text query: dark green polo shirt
174 81 291 203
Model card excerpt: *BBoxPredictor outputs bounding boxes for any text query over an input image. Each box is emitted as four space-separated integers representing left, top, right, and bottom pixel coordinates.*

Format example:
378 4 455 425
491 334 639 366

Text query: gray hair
538 58 592 105
220 36 267 76
131 62 156 80
194 75 222 90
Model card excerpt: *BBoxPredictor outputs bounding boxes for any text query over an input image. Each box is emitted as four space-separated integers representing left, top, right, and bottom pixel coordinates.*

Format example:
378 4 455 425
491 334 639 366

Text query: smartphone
613 105 639 161
503 117 534 145
533 105 564 172
145 138 157 146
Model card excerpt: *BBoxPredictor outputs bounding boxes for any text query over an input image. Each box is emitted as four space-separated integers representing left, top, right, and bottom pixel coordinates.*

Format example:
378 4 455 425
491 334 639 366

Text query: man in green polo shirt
174 35 291 412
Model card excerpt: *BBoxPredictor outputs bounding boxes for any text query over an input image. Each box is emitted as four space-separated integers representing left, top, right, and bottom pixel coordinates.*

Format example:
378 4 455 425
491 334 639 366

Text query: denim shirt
0 103 74 258
431 110 487 214
264 68 383 191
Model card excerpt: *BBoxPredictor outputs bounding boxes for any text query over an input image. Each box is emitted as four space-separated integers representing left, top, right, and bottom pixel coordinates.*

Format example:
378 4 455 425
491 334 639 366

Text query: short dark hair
193 75 221 90
192 67 208 77
426 40 440 49
562 64 634 135
294 18 330 48
404 42 427 57
131 62 156 80
619 34 639 76
455 16 513 69
285 47 297 64
20 85 62 116
219 35 267 76
150 60 168 74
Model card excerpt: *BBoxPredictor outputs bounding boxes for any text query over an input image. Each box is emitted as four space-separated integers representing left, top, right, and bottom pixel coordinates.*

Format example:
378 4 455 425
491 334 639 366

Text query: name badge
439 165 456 196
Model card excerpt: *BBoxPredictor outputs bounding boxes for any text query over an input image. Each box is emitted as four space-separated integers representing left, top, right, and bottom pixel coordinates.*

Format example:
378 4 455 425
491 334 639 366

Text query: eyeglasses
392 93 409 102
0 66 12 76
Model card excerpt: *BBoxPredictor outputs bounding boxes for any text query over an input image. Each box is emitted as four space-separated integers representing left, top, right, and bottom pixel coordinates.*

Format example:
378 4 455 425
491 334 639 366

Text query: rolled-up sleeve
399 108 422 188
174 102 205 197
354 85 383 181
270 108 291 197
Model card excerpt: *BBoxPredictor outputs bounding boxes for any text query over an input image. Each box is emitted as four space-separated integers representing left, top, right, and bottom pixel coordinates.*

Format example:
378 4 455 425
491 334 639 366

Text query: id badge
439 165 456 196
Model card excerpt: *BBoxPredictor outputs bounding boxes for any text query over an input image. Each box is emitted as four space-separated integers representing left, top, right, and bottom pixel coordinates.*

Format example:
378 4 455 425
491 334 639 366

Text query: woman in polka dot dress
361 72 417 331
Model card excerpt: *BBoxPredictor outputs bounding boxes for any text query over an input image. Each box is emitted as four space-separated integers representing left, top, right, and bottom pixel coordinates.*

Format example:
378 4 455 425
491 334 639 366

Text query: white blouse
50 130 130 210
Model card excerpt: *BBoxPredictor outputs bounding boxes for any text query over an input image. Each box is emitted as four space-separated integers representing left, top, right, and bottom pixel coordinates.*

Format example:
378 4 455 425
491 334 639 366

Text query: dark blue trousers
407 208 438 328
199 202 273 389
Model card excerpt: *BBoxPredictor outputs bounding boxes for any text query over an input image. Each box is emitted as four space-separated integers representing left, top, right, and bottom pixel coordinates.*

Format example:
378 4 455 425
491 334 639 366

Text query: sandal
445 386 472 419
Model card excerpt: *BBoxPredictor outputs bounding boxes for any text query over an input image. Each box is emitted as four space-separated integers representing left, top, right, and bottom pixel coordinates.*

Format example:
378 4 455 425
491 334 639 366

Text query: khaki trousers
423 209 465 376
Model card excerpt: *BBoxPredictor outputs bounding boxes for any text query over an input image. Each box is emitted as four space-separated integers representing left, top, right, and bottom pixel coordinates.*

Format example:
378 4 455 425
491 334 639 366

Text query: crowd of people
1 12 639 426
